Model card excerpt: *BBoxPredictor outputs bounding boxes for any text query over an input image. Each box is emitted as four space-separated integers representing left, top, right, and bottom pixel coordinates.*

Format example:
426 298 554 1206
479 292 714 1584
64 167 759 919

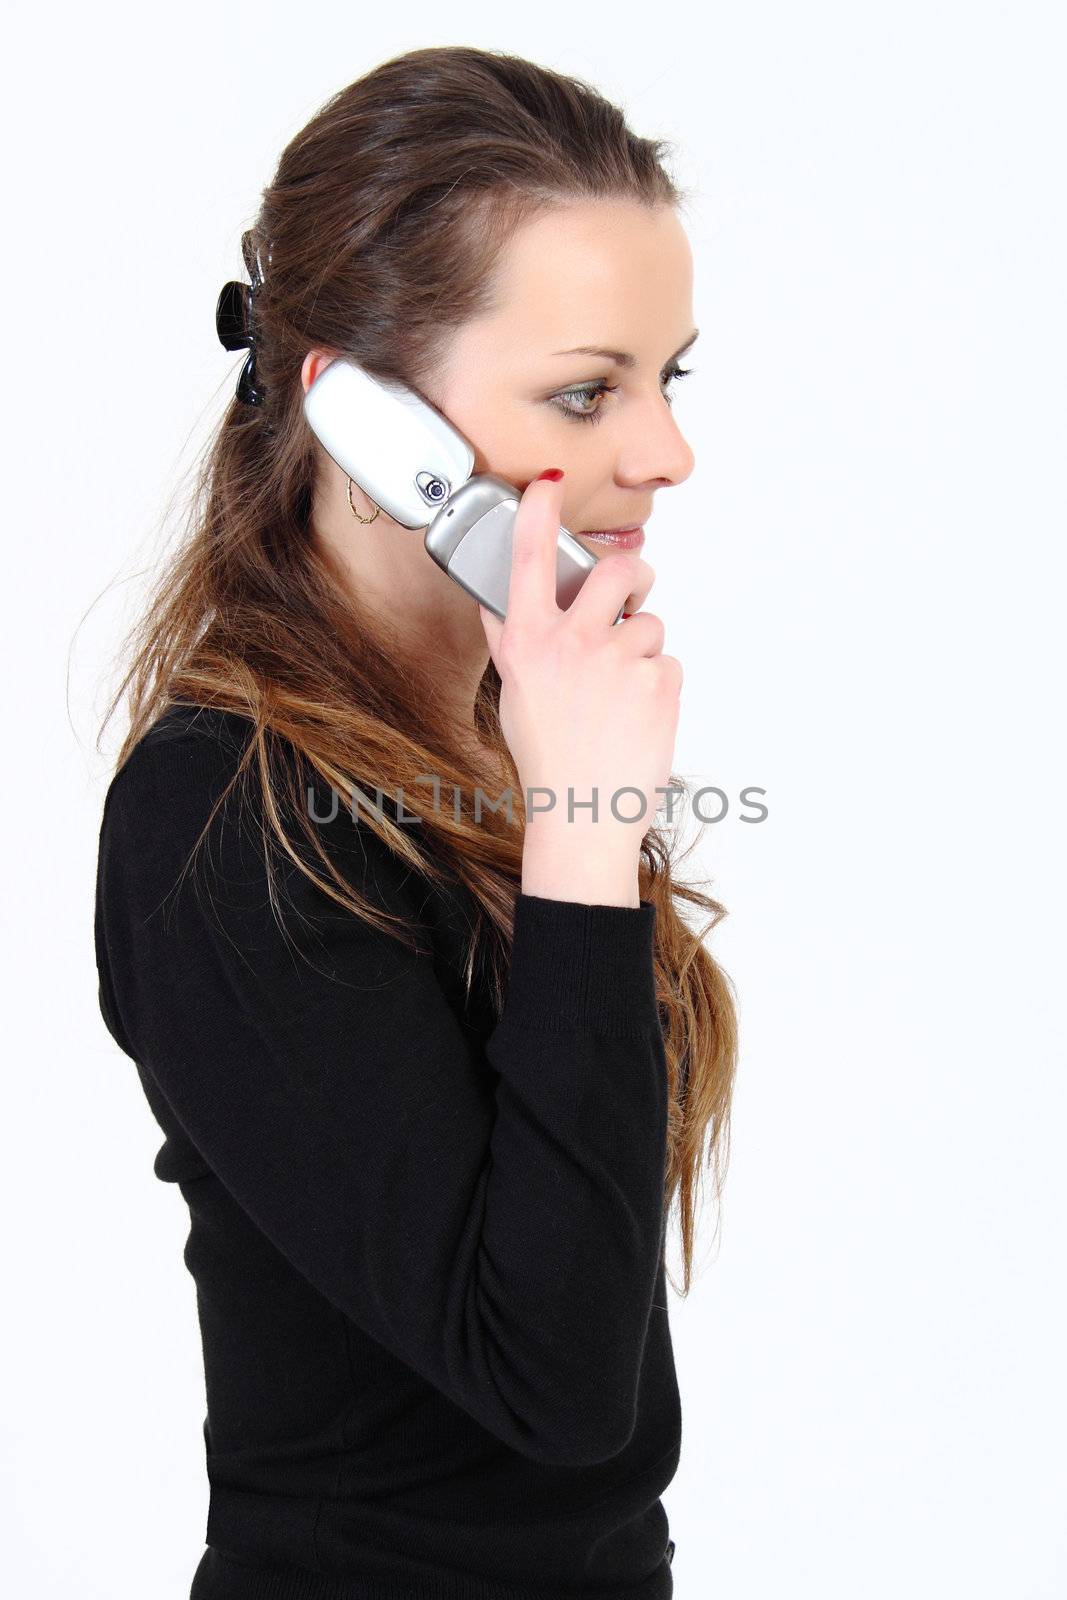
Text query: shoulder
99 704 261 884
98 702 430 933
107 702 256 800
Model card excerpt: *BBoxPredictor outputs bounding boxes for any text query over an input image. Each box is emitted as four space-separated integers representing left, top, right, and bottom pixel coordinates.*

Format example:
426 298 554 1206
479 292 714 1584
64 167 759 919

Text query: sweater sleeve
94 727 670 1469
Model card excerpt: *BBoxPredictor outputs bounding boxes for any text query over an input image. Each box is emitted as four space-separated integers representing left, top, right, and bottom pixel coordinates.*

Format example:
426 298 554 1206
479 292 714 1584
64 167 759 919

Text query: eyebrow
550 328 699 369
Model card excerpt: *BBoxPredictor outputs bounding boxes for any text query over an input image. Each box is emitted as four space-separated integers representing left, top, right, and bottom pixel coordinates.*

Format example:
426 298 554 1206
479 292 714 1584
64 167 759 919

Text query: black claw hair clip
215 238 266 406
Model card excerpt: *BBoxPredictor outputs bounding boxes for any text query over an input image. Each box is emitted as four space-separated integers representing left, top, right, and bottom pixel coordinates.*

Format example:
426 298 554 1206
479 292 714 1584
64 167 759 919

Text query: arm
95 729 670 1468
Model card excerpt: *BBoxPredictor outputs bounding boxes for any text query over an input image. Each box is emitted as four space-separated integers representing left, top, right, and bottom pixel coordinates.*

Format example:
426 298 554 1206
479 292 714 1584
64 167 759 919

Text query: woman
95 45 737 1596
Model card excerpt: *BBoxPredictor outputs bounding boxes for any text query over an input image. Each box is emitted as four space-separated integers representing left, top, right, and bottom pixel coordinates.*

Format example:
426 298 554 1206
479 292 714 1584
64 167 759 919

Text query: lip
577 525 646 549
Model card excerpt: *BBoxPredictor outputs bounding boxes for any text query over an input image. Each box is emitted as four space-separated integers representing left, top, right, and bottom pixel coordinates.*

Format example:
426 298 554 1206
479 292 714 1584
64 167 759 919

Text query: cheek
437 389 533 479
436 386 609 505
506 415 611 490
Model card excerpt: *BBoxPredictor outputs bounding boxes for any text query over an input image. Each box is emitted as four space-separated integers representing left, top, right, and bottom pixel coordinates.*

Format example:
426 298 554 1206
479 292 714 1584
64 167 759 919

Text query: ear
301 349 337 394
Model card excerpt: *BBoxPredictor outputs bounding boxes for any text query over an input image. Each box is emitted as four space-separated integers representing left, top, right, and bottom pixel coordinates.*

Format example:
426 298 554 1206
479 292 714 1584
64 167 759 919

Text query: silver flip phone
303 358 626 624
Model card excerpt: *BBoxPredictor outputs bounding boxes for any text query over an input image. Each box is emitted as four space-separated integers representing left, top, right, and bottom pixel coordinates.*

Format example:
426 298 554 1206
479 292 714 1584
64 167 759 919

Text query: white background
3 3 1064 1595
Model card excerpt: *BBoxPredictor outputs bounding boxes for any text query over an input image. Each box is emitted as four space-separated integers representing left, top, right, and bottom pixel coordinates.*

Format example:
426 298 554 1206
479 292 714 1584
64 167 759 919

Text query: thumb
478 602 505 669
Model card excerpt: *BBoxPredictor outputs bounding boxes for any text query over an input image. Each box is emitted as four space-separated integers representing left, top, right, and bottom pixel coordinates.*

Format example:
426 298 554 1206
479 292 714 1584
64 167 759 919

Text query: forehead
458 199 694 366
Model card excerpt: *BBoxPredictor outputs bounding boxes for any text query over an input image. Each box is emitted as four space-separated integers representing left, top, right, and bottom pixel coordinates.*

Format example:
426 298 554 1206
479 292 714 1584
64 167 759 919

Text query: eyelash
553 362 694 426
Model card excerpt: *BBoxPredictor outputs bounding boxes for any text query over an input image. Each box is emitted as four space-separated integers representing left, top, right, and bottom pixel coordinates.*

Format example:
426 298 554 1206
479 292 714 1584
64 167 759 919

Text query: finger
504 473 566 625
478 602 505 670
609 608 666 658
568 552 656 630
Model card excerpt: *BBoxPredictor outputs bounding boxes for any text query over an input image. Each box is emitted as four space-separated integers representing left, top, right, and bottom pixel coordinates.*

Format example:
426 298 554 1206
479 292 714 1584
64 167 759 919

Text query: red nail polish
536 467 564 481
622 612 632 619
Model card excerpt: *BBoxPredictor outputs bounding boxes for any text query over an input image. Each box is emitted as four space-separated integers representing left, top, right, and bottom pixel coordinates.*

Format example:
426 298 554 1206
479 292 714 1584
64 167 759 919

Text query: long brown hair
98 45 738 1295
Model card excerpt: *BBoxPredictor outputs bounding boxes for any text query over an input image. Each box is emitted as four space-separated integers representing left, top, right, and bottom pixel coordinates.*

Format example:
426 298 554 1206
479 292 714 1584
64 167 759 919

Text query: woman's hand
478 471 682 870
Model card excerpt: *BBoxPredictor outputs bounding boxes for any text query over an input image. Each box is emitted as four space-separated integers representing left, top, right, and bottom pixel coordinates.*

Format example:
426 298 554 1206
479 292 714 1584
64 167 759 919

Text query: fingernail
622 612 632 619
536 467 564 481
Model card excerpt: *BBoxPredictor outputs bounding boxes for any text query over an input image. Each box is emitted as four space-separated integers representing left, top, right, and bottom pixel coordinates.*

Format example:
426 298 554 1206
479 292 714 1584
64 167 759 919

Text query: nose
619 393 696 489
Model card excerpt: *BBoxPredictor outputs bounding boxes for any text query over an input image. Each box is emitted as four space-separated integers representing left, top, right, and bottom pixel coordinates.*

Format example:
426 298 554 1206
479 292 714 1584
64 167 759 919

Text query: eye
661 362 693 409
551 362 695 426
552 380 617 426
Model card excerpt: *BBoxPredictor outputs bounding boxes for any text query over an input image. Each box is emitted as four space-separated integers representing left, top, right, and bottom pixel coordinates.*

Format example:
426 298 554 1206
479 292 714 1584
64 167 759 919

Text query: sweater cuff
502 892 659 1035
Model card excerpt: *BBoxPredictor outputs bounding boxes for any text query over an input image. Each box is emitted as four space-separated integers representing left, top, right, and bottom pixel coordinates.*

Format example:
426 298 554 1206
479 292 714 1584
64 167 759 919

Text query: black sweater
94 703 680 1598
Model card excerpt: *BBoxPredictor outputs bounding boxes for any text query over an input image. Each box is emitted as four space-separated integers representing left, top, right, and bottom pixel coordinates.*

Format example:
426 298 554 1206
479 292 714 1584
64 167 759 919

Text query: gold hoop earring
348 478 381 524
